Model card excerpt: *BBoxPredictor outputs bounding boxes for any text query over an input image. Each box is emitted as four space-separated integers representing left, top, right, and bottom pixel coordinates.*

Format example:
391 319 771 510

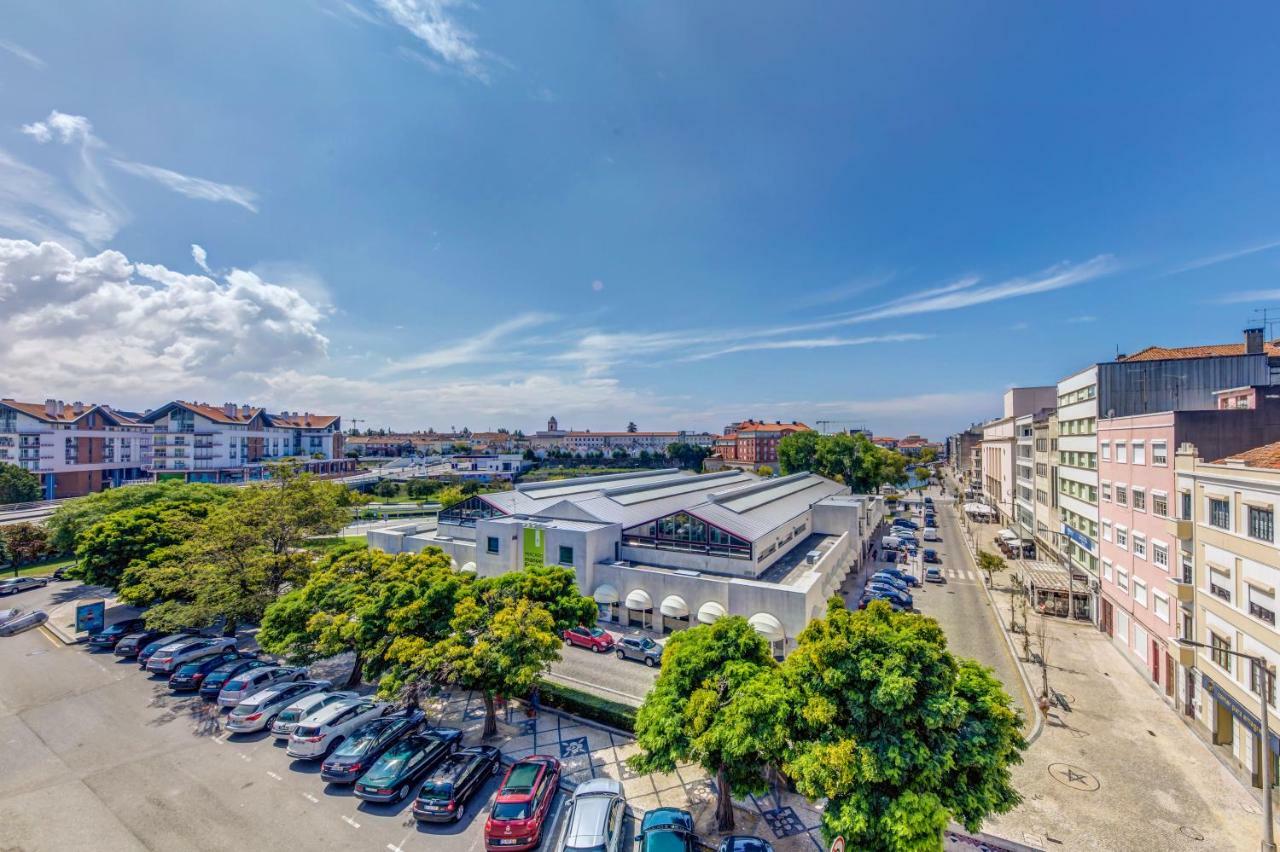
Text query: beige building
1176 440 1280 788
1033 410 1060 559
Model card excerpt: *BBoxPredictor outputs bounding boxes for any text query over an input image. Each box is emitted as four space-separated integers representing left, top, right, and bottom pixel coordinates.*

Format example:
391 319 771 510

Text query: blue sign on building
1061 523 1094 552
75 600 105 634
1202 673 1280 754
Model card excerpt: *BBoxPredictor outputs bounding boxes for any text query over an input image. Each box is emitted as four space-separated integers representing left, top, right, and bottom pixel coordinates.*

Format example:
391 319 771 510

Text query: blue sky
2 2 1280 438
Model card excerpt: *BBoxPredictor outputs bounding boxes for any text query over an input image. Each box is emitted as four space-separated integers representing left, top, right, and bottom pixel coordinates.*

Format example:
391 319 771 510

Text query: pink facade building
1098 387 1280 708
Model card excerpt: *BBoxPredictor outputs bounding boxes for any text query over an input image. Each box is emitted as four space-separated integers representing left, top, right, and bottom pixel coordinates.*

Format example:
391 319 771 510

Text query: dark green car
637 807 697 852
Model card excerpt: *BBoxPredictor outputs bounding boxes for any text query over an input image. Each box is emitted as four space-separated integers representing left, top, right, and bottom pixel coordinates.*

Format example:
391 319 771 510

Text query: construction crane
348 417 366 435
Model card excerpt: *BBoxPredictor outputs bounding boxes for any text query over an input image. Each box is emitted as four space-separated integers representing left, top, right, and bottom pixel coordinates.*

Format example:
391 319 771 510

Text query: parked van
881 535 903 549
923 527 940 541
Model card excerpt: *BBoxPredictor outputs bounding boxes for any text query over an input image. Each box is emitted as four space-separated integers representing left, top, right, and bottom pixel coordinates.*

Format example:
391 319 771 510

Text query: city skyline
3 3 1280 436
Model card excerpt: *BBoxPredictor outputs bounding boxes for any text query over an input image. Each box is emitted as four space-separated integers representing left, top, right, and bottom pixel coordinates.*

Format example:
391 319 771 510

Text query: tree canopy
0 462 41 505
666 442 711 471
779 432 909 492
75 504 209 589
1 522 50 571
44 479 235 552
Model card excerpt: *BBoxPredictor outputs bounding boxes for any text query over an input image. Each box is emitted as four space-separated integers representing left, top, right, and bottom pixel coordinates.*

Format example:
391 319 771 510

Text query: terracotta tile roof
271 412 339 429
0 398 99 423
1214 440 1280 469
169 400 264 424
1118 340 1280 362
733 420 811 433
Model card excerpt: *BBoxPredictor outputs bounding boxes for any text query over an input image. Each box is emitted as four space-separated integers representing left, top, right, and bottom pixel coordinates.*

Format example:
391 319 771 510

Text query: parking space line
341 815 361 829
388 845 406 852
302 792 319 803
37 625 62 648
266 770 282 781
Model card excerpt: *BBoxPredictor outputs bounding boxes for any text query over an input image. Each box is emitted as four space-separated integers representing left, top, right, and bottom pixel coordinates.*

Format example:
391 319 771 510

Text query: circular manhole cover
1047 763 1100 792
1179 827 1204 841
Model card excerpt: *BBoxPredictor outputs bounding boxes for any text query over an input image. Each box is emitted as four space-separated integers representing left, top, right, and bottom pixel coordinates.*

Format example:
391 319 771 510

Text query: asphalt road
0 582 564 852
546 635 659 706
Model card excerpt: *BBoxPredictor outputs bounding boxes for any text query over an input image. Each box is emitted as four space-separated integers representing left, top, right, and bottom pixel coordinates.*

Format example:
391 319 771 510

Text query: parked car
553 777 627 852
866 583 913 608
50 565 76 581
485 755 562 851
638 808 697 852
923 527 940 541
137 633 202 668
877 566 919 587
217 665 307 707
168 651 254 691
147 636 239 675
200 658 273 699
615 635 663 667
226 680 332 734
285 697 394 760
0 608 47 635
0 607 24 628
923 497 934 506
411 744 503 821
271 690 359 740
113 630 166 659
0 576 49 595
354 729 463 803
925 566 945 584
87 618 148 649
858 592 904 612
922 549 941 564
320 709 434 783
870 572 909 591
880 535 904 550
718 836 775 852
563 625 615 652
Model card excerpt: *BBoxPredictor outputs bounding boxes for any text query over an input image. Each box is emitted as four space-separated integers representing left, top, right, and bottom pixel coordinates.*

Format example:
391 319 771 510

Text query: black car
410 745 502 820
922 549 941 564
51 566 76 581
718 837 775 852
350 729 467 805
87 618 148 650
169 651 256 691
113 630 166 658
199 658 274 699
320 709 435 784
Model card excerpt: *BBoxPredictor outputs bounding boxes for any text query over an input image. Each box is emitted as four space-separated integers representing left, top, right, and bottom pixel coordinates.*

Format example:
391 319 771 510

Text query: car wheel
644 656 656 668
454 802 465 822
592 644 602 653
491 758 502 775
615 650 625 660
563 636 571 645
397 784 409 802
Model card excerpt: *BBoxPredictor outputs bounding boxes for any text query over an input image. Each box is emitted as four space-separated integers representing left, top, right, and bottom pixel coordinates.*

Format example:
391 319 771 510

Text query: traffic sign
829 836 845 852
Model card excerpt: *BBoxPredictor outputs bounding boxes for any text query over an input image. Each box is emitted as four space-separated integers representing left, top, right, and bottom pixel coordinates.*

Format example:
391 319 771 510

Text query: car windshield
277 708 304 723
588 628 606 637
225 678 249 690
418 779 454 800
294 725 321 738
365 743 415 780
565 846 607 852
176 662 203 675
492 801 532 820
645 832 690 852
640 638 656 649
232 701 262 715
333 731 381 758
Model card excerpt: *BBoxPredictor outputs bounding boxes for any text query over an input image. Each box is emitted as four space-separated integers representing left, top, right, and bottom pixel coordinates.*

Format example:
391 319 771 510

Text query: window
1117 568 1129 592
1250 586 1277 626
1101 482 1112 501
1210 633 1231 672
1132 488 1146 512
1102 559 1114 581
1252 659 1278 706
1101 441 1111 461
486 536 500 554
1116 485 1128 506
1133 533 1147 559
1249 506 1275 542
1209 498 1231 530
1153 542 1169 569
1209 566 1232 601
1152 441 1168 465
1102 521 1112 541
1116 442 1128 463
1132 442 1146 465
1153 591 1170 623
1133 577 1148 607
1153 492 1168 517
1181 491 1193 520
1116 527 1128 549
558 545 574 566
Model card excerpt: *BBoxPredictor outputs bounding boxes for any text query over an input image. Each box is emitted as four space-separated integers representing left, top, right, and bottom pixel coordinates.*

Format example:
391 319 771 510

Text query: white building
440 453 529 481
529 416 716 457
368 467 885 656
0 398 153 499
1056 367 1101 584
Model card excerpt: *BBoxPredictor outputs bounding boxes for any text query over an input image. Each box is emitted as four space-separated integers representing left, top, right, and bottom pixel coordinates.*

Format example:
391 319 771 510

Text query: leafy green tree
386 592 561 737
666 442 711 471
44 480 234 552
474 565 597 632
920 447 939 464
976 550 1005 588
75 505 207 590
373 480 400 499
0 462 41 505
406 479 439 500
434 484 467 508
260 545 463 688
778 430 820 475
1 522 50 573
629 617 790 831
783 599 1025 852
914 466 931 487
626 422 638 433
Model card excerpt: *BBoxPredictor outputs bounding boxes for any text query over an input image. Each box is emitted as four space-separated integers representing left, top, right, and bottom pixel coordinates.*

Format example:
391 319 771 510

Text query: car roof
498 758 549 797
302 697 363 724
565 781 624 845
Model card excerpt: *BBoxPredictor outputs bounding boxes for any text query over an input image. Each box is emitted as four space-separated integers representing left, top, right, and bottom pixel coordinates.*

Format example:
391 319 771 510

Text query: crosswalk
937 564 978 582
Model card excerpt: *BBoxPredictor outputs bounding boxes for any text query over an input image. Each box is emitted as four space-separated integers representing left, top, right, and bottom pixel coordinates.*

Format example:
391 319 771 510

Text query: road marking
238 753 252 762
266 770 282 781
388 844 405 852
37 625 62 648
302 792 319 803
341 815 361 829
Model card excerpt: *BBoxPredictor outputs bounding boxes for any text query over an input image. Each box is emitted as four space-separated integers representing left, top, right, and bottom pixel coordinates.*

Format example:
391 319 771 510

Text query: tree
976 550 1005 588
626 422 638 433
755 465 774 477
259 545 463 688
387 592 561 738
44 480 234 552
920 447 939 464
783 599 1025 852
1 522 50 573
0 462 41 505
373 480 400 499
914 466 931 488
75 504 207 590
778 430 820 475
667 442 711 471
474 565 596 632
629 617 789 831
434 485 466 508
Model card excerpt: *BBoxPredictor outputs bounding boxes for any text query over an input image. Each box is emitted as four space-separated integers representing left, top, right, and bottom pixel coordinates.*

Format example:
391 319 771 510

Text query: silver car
0 608 47 635
0 576 49 596
554 778 627 852
146 636 238 674
217 665 307 708
270 690 359 740
225 679 333 733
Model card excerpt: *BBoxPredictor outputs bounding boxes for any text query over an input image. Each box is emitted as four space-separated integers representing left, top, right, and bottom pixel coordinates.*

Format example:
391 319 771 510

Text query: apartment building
142 401 349 483
1014 414 1037 548
714 420 812 470
1176 438 1280 788
529 416 716 457
947 426 984 488
0 398 153 499
980 386 1056 526
1032 411 1060 557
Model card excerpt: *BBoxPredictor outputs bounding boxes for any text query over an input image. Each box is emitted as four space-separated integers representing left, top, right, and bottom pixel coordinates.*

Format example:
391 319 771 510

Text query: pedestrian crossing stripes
940 565 977 582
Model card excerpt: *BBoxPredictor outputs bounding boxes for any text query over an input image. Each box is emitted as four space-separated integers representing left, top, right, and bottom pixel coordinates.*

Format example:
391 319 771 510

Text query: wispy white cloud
683 333 931 362
382 312 554 373
372 0 488 80
1163 237 1280 276
591 279 605 292
111 160 259 213
0 39 44 69
1066 315 1096 324
191 243 211 273
788 272 895 309
0 148 121 250
1217 289 1280 305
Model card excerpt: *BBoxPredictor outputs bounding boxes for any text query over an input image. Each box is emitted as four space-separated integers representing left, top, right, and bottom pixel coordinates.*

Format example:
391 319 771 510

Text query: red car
562 625 615 652
484 755 561 850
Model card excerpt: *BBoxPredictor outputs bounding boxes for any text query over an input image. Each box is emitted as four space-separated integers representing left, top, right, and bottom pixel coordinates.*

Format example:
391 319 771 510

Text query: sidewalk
953 498 1264 851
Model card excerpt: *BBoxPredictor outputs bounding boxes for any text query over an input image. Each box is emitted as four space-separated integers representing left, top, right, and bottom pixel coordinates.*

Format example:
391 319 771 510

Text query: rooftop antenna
1252 308 1280 341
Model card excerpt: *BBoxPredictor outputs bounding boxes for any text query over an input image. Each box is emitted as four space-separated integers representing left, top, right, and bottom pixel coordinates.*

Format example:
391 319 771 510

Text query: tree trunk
482 691 498 739
344 646 364 689
715 765 735 832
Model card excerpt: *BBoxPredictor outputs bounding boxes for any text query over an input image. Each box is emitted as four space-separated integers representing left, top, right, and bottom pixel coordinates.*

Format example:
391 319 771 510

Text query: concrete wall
1003 386 1057 419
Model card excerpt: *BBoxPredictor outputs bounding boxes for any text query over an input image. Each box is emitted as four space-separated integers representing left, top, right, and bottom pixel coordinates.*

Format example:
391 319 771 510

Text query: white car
225 679 333 733
146 636 238 674
217 665 307 707
270 690 359 740
554 778 627 852
923 527 939 541
285 697 393 759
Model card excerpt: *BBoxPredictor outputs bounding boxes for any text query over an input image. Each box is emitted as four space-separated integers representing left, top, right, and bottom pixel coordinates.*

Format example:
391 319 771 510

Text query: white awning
997 529 1018 541
460 562 478 575
625 589 653 610
697 601 727 624
748 612 785 642
659 595 689 618
593 584 619 604
963 502 994 514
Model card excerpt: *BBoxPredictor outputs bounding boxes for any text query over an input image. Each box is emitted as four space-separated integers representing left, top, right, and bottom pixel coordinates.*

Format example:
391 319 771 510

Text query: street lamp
1177 637 1276 852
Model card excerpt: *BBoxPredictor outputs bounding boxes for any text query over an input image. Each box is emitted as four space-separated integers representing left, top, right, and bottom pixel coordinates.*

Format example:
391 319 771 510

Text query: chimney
223 403 236 417
1245 327 1264 355
72 401 84 415
45 398 57 416
241 404 251 417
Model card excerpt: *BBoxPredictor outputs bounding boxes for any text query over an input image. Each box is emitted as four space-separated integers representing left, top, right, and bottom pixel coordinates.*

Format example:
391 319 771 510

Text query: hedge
536 680 637 732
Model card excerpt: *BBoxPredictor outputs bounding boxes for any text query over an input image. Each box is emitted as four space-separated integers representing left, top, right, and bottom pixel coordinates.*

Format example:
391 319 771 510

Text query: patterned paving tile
760 806 807 838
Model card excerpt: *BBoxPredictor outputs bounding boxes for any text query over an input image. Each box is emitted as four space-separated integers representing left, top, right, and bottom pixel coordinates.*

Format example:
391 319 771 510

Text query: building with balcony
1032 410 1060 560
0 398 152 499
367 467 885 657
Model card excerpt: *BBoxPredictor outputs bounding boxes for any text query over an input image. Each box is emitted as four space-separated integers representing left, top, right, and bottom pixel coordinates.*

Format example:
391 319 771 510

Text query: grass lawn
1 553 76 578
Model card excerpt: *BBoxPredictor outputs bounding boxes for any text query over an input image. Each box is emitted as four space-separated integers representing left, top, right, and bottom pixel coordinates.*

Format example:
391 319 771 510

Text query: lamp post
1177 637 1276 852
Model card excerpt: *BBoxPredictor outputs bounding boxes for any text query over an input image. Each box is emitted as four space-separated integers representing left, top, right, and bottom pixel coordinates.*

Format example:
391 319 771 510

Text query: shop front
1202 673 1279 789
